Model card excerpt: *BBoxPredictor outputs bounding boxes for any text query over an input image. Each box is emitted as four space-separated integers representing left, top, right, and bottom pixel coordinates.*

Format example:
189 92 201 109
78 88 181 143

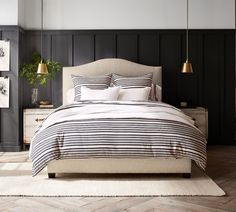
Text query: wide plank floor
0 146 236 212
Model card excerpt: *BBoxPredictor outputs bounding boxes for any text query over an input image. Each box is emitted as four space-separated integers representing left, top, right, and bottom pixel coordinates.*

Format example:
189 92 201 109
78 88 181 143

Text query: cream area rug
0 162 225 197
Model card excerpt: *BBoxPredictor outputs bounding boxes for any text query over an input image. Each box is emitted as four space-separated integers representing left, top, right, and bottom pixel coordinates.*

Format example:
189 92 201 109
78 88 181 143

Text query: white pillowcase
80 86 120 101
66 85 159 103
118 87 151 101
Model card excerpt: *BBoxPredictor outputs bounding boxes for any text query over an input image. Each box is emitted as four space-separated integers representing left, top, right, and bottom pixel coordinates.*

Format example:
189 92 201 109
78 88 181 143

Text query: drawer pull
35 118 45 122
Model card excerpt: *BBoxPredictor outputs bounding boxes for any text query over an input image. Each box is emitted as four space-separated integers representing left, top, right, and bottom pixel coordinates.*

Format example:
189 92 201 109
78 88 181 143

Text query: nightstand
23 108 55 148
181 107 208 139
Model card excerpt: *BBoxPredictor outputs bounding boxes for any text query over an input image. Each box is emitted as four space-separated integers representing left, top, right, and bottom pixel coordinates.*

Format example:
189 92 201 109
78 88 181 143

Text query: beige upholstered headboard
63 58 162 105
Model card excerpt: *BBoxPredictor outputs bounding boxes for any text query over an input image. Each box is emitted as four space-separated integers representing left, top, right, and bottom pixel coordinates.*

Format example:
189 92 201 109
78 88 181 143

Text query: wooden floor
0 146 236 212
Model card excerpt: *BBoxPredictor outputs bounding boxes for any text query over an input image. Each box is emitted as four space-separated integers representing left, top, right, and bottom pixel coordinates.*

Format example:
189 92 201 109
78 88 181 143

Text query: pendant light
181 0 193 73
37 0 48 74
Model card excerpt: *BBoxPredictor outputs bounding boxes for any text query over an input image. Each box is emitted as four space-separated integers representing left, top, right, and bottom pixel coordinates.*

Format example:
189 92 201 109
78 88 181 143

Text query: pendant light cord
186 0 189 62
40 0 43 62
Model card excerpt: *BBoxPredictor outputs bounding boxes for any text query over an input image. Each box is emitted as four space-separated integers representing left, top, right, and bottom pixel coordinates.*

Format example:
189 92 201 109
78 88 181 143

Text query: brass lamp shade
181 60 193 73
37 61 48 74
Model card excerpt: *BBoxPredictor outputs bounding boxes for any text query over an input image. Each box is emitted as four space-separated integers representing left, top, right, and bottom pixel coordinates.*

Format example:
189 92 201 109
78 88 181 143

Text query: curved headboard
63 58 162 105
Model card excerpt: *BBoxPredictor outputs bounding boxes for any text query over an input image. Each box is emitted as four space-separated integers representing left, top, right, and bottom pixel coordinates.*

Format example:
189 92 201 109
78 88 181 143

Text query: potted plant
20 52 61 105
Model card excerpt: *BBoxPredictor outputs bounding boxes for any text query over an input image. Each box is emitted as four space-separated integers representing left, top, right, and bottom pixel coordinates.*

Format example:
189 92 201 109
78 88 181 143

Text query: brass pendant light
181 0 193 73
37 0 48 74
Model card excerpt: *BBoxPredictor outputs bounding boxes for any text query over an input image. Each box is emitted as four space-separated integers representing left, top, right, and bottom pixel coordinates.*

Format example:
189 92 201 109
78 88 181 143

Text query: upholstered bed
30 58 207 178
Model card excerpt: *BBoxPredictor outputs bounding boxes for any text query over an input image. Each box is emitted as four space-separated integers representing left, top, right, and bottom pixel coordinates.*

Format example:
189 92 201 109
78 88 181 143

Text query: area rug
0 162 225 197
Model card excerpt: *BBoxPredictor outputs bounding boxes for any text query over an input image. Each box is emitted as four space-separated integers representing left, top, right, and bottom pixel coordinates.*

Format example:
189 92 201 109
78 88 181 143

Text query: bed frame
47 58 192 178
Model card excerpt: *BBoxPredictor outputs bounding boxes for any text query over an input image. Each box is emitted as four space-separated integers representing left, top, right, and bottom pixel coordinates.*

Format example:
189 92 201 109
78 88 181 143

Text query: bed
30 58 207 178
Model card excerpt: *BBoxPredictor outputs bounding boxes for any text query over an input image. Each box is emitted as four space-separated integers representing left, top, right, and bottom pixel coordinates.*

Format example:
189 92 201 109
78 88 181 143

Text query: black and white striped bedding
111 73 153 88
30 101 207 176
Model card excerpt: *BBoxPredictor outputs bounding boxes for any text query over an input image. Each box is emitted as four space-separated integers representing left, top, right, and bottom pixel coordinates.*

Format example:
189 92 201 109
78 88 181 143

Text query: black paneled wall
22 30 235 145
0 26 23 151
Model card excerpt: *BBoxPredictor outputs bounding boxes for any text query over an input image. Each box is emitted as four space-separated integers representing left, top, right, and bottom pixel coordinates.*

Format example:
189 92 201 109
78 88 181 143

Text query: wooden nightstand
23 108 55 148
181 107 208 139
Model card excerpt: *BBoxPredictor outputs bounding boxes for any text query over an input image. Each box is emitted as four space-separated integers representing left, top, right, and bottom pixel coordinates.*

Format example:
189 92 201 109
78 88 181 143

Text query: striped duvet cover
30 101 207 176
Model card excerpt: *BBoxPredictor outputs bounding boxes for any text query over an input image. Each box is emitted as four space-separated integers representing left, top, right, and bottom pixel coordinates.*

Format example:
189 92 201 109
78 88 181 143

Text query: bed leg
48 173 56 178
182 173 191 178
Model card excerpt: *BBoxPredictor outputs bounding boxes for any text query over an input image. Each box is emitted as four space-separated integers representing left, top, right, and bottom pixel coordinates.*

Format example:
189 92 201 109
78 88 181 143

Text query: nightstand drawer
23 108 55 145
25 114 48 127
181 107 208 139
189 113 206 126
24 126 39 143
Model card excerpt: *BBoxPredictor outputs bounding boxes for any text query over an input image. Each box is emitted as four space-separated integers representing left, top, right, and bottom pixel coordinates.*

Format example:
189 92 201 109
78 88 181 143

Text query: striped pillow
111 73 153 89
71 74 112 101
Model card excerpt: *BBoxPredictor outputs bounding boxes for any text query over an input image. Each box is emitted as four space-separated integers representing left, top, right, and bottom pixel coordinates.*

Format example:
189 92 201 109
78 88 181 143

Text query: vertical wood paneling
95 33 115 60
204 33 224 144
39 33 52 103
23 32 52 106
117 34 138 62
1 30 19 143
18 30 24 144
23 32 40 107
191 33 204 106
222 33 235 142
24 33 41 63
51 34 73 107
160 32 182 106
20 29 235 145
177 32 202 107
0 30 1 146
0 27 22 151
74 34 94 65
139 33 159 66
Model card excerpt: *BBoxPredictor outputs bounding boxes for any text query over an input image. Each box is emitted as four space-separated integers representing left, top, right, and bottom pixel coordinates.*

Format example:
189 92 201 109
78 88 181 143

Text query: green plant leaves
20 52 61 88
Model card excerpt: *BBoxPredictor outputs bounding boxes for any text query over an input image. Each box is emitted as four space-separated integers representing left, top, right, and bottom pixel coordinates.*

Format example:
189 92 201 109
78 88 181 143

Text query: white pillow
66 88 75 104
80 86 120 101
118 87 151 101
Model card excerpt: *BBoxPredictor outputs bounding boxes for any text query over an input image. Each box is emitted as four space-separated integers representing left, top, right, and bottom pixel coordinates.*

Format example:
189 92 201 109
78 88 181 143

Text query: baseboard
0 145 22 152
